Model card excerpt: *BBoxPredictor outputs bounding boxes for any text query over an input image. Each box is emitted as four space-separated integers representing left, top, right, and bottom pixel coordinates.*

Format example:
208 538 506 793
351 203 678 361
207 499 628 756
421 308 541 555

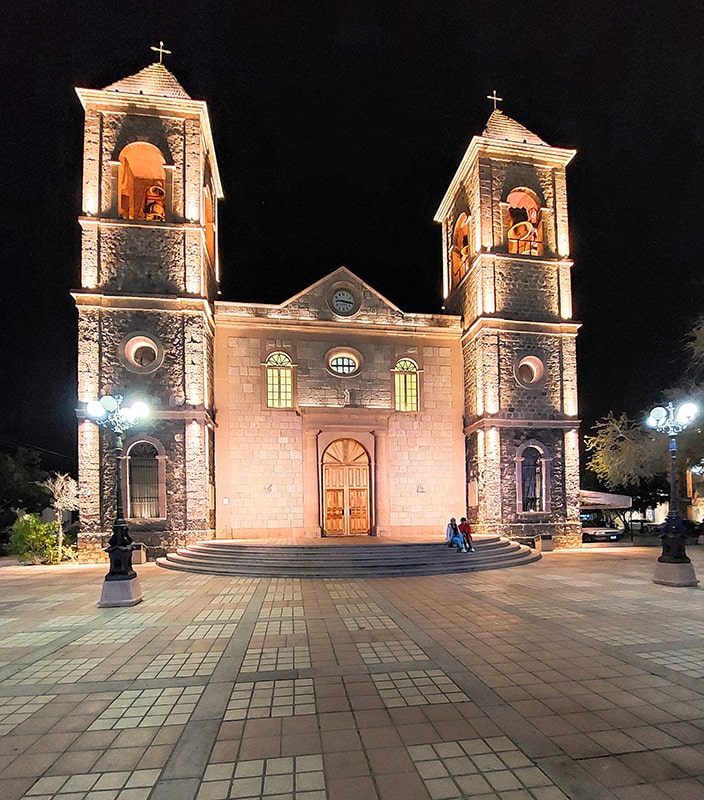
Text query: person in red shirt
458 517 475 552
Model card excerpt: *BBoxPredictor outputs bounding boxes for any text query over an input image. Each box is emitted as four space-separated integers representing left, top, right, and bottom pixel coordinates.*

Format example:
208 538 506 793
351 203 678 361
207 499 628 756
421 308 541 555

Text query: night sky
1 1 702 471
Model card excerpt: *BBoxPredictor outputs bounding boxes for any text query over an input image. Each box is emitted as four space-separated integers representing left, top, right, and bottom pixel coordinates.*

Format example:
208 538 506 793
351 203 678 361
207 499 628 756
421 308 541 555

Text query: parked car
628 520 662 536
580 512 625 543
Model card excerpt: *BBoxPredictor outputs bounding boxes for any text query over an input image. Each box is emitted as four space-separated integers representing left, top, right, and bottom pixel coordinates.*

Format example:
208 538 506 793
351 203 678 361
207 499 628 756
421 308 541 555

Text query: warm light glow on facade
564 428 581 519
484 426 502 519
563 380 578 417
84 192 98 217
481 263 495 315
484 336 499 415
77 420 101 521
559 264 572 319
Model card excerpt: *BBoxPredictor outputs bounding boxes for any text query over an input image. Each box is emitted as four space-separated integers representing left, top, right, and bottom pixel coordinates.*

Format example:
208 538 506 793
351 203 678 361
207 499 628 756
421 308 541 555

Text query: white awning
579 490 632 510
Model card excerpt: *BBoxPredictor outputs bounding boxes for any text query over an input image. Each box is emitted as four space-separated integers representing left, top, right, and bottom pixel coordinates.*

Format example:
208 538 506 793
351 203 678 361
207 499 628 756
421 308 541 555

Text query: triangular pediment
216 267 458 330
280 267 403 317
103 63 191 100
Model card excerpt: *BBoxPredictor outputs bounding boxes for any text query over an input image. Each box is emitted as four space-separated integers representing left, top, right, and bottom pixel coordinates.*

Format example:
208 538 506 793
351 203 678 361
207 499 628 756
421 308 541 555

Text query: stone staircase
156 535 541 578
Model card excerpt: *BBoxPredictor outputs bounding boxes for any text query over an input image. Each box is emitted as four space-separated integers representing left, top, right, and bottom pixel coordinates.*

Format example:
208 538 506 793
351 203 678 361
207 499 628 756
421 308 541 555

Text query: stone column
303 429 321 537
373 429 390 537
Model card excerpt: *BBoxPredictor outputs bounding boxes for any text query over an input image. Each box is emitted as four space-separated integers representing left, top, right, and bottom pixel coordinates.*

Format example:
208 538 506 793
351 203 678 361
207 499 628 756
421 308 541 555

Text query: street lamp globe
87 399 106 419
676 402 698 426
86 393 150 607
646 399 699 587
646 406 667 428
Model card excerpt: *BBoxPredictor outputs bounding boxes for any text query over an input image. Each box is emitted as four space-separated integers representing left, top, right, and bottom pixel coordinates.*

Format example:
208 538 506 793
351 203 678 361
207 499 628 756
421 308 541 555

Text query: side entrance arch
322 438 371 535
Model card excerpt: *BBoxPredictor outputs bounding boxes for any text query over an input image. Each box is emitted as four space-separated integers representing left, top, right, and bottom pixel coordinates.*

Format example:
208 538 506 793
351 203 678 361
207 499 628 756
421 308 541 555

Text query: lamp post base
98 575 143 607
653 561 699 587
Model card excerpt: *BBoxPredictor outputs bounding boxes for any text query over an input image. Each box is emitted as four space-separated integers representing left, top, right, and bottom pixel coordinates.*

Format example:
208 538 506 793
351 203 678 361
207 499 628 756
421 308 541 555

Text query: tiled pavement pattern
4 550 704 798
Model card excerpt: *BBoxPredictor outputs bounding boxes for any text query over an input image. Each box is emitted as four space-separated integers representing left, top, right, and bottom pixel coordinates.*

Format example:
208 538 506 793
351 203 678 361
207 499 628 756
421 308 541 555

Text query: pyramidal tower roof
482 109 547 146
103 62 191 100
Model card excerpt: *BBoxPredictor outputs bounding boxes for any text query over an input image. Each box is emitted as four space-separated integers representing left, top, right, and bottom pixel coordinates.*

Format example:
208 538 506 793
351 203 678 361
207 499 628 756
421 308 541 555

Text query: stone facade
73 66 582 554
434 110 581 547
213 270 465 539
74 65 221 557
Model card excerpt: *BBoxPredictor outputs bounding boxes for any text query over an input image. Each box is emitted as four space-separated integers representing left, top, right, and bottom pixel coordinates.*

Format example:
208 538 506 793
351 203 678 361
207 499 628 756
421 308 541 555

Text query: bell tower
434 105 581 546
73 59 223 555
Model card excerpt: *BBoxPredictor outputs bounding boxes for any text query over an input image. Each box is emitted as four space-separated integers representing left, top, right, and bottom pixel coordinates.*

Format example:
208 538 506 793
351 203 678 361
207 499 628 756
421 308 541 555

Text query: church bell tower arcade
435 108 582 547
73 63 223 555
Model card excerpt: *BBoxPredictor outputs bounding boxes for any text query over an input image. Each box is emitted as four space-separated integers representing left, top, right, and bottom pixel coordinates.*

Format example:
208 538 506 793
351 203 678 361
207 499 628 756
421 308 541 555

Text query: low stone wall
78 527 214 561
471 521 582 549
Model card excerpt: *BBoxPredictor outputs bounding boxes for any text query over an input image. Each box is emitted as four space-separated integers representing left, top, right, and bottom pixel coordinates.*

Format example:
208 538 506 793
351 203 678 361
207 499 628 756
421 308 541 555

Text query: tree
585 316 704 516
41 473 79 562
585 412 665 489
685 315 704 374
10 512 59 564
585 393 704 515
0 449 49 549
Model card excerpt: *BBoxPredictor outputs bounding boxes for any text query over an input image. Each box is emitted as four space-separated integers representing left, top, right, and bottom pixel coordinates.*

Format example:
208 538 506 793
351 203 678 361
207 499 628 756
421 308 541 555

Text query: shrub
9 512 76 564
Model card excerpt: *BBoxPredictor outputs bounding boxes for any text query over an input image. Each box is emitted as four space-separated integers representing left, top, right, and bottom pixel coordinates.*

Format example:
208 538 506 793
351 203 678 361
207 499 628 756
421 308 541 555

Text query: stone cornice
470 251 574 270
298 406 392 429
463 417 581 435
461 316 581 342
72 292 215 333
78 216 203 232
213 309 462 340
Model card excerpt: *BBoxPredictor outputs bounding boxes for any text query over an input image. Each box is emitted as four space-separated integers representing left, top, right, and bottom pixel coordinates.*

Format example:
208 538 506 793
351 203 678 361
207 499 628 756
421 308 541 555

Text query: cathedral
73 62 582 556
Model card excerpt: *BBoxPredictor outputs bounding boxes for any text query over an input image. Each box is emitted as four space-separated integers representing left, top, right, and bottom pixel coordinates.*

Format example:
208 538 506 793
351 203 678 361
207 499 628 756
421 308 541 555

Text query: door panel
323 468 345 535
322 439 371 535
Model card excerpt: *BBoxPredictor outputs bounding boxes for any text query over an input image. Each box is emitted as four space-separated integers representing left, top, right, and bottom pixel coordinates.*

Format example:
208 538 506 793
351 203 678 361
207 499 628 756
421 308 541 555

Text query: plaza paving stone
3 546 704 798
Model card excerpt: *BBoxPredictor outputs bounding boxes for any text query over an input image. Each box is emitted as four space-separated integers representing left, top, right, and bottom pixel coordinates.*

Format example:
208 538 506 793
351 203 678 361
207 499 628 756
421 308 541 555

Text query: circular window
326 348 362 377
122 333 164 374
515 355 545 388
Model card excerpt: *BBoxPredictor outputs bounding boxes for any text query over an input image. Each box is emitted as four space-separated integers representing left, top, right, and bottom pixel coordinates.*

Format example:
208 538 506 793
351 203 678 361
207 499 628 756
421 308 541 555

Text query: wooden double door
322 439 371 535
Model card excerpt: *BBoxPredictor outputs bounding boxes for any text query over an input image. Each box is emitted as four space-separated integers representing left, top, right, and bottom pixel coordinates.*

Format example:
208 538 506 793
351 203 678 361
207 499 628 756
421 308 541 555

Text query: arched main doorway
322 438 371 535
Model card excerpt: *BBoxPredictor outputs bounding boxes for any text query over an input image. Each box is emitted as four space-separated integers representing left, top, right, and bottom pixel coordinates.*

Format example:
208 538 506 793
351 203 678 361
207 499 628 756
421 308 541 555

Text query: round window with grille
326 348 362 377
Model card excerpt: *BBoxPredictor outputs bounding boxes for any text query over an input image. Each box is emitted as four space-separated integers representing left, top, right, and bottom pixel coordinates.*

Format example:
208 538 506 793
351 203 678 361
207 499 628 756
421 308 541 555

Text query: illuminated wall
213 268 465 539
74 64 222 553
435 109 582 546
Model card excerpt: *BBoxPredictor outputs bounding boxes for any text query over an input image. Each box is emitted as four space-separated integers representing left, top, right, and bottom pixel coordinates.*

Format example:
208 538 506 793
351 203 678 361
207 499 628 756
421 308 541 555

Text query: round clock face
331 289 356 315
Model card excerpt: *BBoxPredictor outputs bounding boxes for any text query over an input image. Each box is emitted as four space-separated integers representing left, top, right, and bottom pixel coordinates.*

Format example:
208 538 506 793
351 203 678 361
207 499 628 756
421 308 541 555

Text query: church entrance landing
322 438 370 535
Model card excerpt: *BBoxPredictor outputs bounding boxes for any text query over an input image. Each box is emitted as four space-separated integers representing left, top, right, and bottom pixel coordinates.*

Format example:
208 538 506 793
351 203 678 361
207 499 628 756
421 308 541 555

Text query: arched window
266 352 293 408
394 358 419 412
515 442 551 514
126 441 161 519
506 187 543 256
451 213 470 289
204 185 216 267
118 142 167 221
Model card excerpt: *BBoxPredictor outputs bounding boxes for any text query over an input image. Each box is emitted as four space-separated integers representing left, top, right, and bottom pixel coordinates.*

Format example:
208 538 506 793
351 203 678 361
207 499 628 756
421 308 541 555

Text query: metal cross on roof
486 89 503 111
150 40 172 64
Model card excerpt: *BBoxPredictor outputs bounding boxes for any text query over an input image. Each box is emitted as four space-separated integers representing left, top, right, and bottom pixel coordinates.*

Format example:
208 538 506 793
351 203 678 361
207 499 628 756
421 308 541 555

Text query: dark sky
1 1 702 471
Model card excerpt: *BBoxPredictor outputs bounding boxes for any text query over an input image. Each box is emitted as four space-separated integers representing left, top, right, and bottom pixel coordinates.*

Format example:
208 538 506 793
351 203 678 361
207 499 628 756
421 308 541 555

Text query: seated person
459 517 476 552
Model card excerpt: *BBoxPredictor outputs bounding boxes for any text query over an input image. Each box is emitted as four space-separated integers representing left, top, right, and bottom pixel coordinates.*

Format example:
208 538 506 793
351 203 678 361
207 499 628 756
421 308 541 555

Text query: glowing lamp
85 393 151 601
87 400 107 418
645 399 699 586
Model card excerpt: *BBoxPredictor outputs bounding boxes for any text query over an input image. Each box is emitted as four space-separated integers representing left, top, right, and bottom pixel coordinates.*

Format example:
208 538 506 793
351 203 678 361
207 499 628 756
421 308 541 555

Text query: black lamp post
646 401 699 587
87 394 149 605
